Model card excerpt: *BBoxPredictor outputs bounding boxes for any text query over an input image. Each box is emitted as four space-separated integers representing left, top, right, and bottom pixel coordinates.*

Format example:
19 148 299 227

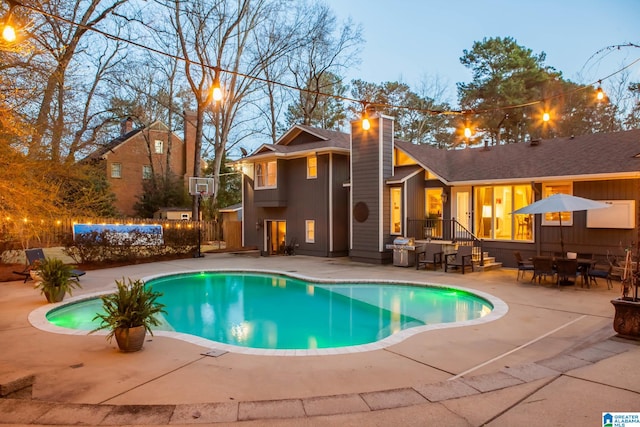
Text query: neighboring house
85 111 198 217
239 115 640 267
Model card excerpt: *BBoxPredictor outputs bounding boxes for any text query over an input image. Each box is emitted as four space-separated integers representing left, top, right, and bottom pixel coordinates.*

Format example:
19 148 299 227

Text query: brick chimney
120 117 133 136
183 110 197 178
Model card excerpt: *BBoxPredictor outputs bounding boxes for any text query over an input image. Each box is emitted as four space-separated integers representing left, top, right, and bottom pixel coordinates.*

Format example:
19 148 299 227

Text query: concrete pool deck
0 253 639 426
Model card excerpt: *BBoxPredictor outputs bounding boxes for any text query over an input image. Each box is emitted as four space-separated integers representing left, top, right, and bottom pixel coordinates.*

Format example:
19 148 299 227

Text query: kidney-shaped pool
36 270 508 355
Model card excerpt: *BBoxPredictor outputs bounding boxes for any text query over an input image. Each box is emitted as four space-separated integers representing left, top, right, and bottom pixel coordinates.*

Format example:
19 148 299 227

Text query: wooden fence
1 217 226 249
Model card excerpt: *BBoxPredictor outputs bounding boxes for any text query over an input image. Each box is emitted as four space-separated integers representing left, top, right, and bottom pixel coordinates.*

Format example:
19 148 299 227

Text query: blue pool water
46 272 494 350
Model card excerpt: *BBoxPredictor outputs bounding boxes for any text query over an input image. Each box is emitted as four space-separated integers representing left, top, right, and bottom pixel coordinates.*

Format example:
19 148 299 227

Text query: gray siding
350 116 394 263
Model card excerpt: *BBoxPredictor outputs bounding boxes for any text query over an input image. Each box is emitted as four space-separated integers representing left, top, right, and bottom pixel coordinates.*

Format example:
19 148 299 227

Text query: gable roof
396 129 640 184
246 125 350 159
84 121 174 161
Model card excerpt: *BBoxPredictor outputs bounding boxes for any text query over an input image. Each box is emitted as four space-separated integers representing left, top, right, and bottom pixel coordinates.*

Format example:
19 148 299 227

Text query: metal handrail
408 218 484 266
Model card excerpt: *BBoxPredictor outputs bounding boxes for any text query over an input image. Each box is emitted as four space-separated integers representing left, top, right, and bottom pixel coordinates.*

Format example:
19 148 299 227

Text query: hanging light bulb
362 112 370 130
361 103 371 130
2 23 16 42
2 2 17 43
596 81 604 101
211 72 223 102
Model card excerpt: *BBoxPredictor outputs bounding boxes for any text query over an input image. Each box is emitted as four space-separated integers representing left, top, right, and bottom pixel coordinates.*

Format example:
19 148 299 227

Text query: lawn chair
531 256 556 284
416 243 444 271
514 251 534 281
444 245 474 274
555 258 578 287
12 248 85 283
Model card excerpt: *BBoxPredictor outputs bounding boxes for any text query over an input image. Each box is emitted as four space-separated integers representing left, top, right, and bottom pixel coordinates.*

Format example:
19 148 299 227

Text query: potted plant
35 257 81 303
611 250 640 339
92 278 166 352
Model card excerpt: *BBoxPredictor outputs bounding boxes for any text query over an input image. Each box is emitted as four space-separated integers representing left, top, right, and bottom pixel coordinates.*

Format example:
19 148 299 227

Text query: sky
325 0 640 104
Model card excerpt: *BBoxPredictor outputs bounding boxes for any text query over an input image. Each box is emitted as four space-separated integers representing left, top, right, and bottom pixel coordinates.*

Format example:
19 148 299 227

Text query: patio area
0 253 639 426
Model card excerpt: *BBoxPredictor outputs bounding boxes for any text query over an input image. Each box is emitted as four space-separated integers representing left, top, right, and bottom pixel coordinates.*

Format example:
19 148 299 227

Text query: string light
1 0 17 42
211 67 222 102
542 112 550 122
596 80 604 101
464 127 472 139
4 1 640 123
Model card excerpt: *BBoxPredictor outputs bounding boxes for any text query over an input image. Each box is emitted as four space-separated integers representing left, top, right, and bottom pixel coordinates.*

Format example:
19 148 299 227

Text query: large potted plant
92 278 166 352
611 249 640 339
35 258 81 303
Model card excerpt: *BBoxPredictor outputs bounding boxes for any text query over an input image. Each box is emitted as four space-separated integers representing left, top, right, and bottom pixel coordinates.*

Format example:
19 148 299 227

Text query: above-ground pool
41 270 506 355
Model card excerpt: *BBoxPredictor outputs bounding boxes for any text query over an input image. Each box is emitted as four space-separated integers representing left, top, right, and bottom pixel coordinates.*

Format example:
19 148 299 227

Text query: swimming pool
37 270 507 355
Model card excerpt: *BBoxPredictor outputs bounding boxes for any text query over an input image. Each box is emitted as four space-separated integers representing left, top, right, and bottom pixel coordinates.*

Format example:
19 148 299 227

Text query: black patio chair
514 251 534 281
12 248 85 283
444 245 474 274
416 243 444 271
531 256 556 284
555 258 578 287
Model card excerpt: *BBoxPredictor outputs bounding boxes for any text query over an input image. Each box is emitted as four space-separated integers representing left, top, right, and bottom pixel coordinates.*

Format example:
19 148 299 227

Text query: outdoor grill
386 236 416 267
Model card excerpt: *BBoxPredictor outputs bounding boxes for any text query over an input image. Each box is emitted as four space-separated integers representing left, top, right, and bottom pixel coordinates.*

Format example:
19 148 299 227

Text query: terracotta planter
611 298 640 339
44 287 66 303
114 325 147 352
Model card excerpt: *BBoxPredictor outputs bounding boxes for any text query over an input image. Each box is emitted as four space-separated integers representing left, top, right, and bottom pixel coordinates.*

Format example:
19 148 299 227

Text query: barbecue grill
385 236 416 267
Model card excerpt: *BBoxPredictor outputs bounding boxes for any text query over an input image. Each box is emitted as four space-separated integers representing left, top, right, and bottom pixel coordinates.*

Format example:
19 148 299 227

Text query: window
307 155 317 179
142 165 152 180
390 187 402 235
154 140 163 154
542 183 573 226
110 163 121 178
474 185 533 241
305 220 315 243
255 160 277 188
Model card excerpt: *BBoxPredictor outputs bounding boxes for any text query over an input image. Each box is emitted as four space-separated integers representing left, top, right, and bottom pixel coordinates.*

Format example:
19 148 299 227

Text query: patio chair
514 251 534 281
587 263 613 289
531 256 556 284
444 245 474 274
416 243 443 271
12 248 85 283
555 258 578 287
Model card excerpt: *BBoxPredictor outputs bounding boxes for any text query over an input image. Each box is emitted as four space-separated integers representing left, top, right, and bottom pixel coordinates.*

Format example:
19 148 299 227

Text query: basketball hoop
189 177 215 199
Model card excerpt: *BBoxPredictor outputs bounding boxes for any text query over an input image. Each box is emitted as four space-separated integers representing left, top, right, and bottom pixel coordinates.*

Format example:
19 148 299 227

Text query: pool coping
29 268 508 357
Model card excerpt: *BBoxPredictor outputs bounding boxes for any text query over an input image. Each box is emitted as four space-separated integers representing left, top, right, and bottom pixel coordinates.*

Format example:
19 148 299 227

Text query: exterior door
266 220 287 255
453 187 472 236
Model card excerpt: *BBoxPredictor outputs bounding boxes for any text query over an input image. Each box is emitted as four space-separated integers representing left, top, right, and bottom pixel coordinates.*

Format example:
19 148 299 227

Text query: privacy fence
0 217 234 251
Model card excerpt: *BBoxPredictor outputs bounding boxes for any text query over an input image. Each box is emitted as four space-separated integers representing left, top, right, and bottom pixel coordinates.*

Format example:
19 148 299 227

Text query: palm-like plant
92 278 166 340
35 257 81 302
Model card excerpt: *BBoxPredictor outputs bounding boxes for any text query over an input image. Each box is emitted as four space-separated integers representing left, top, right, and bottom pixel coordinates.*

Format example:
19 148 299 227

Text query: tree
283 2 362 129
350 79 454 147
134 174 190 219
285 71 347 129
458 36 552 145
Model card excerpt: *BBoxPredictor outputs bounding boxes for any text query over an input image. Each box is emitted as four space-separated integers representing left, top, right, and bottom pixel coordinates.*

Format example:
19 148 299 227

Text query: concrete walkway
0 253 638 426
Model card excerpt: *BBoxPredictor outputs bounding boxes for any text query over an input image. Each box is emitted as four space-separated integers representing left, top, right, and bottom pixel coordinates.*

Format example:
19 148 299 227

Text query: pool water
46 272 493 350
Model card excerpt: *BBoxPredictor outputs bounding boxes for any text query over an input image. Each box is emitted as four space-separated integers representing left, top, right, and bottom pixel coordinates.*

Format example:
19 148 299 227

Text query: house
85 111 198 217
238 115 640 267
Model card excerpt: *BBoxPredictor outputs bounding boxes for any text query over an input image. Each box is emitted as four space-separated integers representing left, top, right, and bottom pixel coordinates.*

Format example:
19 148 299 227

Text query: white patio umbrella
511 193 611 254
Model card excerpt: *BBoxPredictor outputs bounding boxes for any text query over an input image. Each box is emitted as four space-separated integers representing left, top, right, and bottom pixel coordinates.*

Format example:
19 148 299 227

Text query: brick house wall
92 113 196 217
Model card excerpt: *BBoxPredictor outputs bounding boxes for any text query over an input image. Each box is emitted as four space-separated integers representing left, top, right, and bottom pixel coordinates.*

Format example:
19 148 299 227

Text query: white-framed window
154 139 163 154
474 184 534 241
305 220 315 243
255 160 277 188
390 187 402 235
307 155 317 179
142 165 152 180
542 182 573 226
110 163 121 178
